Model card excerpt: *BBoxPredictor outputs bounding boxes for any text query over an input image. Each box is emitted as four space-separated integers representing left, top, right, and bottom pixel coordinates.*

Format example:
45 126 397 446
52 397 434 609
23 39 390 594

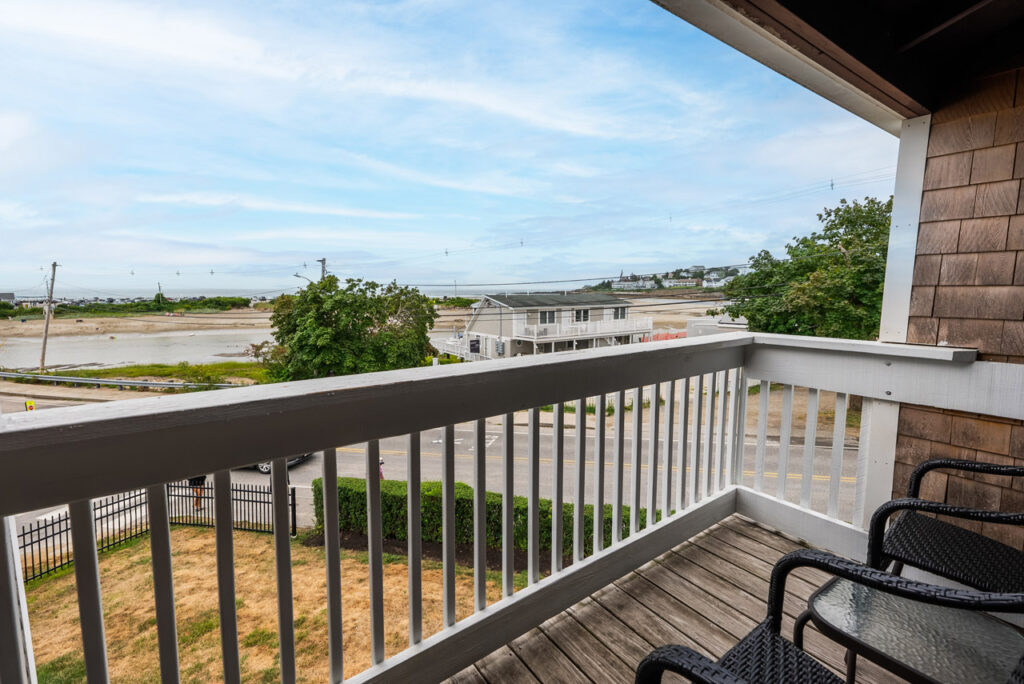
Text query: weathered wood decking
447 515 901 683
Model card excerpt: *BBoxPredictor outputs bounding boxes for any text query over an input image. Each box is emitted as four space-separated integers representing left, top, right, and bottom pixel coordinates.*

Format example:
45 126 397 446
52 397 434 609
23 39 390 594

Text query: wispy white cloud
0 112 34 151
0 1 298 80
136 192 419 220
0 200 57 228
332 149 543 197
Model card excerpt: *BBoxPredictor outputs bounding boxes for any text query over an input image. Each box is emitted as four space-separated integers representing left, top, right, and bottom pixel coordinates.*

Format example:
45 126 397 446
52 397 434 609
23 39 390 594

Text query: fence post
290 487 297 536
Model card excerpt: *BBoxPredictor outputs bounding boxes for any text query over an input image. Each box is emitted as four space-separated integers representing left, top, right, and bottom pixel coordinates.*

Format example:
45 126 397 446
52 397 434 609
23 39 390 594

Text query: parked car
255 452 314 474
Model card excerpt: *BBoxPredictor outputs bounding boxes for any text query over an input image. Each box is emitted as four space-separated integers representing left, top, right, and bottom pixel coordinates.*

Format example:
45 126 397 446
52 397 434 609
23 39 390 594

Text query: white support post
1 517 34 684
0 398 35 684
869 114 929 526
879 114 931 344
853 398 901 529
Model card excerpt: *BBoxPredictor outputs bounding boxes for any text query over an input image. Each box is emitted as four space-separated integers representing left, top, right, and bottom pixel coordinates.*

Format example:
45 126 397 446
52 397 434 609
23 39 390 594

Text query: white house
438 292 653 359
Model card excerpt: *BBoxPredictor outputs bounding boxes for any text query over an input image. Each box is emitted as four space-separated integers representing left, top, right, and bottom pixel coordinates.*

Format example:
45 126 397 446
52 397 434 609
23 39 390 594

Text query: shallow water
0 329 274 370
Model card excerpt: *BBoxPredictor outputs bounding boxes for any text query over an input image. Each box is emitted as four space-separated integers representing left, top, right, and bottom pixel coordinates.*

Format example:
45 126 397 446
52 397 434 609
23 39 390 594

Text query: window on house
574 309 590 322
540 310 556 324
613 307 627 320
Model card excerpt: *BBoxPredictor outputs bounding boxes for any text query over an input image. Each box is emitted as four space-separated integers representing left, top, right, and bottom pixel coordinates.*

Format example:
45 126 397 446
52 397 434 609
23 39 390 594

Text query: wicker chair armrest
867 497 1024 567
766 548 1024 632
635 645 747 684
907 458 1024 497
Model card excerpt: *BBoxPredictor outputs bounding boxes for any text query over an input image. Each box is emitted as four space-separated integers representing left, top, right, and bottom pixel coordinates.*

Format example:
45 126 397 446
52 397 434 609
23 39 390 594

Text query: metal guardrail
0 370 237 389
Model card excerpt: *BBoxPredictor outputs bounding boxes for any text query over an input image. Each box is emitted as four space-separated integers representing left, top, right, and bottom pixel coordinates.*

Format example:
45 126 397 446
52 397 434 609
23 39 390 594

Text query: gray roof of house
485 292 629 308
0 293 14 302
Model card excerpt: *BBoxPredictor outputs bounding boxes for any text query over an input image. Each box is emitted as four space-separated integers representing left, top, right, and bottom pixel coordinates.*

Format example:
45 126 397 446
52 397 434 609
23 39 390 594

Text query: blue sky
0 0 899 298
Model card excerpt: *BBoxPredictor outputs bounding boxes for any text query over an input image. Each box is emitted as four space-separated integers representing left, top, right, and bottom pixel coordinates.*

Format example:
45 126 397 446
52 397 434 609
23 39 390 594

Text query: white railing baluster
214 470 241 684
776 385 794 500
661 380 675 520
528 408 540 585
594 394 606 553
69 499 109 682
677 377 690 510
502 414 514 598
629 387 642 534
646 383 660 526
366 441 386 663
701 373 715 499
0 517 31 684
729 369 746 486
441 426 456 627
407 435 422 645
754 381 770 491
829 394 848 518
801 390 820 509
724 370 737 486
146 483 180 684
323 447 344 680
692 375 704 503
715 370 729 492
612 390 626 544
272 457 296 683
552 403 564 573
573 398 586 563
473 419 487 611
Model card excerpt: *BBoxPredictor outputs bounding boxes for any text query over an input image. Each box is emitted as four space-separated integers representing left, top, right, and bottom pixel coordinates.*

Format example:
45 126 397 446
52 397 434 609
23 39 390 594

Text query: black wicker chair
867 458 1024 592
634 548 1024 683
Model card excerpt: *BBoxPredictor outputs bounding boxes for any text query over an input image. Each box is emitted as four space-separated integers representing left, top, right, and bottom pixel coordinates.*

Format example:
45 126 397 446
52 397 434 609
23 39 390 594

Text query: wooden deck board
469 514 905 683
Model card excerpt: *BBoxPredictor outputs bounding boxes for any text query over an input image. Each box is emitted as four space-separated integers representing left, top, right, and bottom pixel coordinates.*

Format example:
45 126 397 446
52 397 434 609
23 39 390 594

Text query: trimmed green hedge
312 477 654 556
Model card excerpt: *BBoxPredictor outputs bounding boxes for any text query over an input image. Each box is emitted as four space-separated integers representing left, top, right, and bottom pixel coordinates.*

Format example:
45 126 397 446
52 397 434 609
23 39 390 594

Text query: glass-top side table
797 578 1024 684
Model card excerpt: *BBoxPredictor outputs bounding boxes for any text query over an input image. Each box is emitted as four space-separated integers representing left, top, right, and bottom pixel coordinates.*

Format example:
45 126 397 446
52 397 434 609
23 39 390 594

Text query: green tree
723 196 892 340
265 276 438 381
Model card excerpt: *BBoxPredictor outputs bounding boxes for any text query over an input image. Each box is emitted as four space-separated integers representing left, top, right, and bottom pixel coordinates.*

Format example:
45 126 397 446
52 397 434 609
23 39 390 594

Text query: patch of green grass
180 609 219 647
27 362 267 383
37 653 86 684
242 628 278 649
138 615 157 633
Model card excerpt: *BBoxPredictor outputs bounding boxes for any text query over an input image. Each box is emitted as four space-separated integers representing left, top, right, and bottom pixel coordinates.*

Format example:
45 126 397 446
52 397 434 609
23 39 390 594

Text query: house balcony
2 331 1017 683
515 316 653 341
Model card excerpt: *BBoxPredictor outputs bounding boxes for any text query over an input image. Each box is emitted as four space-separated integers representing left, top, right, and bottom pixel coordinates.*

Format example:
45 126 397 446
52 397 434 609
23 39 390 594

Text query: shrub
312 477 654 556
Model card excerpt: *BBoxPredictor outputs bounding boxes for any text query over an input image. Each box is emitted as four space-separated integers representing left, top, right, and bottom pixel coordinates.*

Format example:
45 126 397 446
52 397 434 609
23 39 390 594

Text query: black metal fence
17 481 296 582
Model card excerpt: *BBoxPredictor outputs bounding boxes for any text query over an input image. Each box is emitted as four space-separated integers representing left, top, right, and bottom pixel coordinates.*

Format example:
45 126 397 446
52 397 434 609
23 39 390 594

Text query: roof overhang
654 0 1024 137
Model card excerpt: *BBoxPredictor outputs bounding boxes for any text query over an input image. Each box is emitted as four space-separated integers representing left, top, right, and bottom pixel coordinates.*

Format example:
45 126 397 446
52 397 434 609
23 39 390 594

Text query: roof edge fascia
654 0 907 136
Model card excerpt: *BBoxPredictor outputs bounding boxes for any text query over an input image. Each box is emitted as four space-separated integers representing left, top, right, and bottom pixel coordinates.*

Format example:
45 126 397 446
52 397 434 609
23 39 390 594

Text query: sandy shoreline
0 311 274 338
0 298 713 340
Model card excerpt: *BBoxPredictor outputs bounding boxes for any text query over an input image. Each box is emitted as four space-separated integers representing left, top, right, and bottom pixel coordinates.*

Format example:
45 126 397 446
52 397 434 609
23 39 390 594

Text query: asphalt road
233 421 860 529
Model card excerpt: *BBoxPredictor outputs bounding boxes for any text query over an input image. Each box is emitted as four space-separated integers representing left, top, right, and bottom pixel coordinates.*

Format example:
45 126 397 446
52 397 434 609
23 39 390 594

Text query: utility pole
157 281 162 294
39 261 58 372
316 258 327 281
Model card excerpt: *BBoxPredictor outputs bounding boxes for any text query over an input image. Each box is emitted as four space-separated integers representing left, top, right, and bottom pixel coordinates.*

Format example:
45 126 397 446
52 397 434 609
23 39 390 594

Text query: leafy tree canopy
722 196 892 340
265 276 438 381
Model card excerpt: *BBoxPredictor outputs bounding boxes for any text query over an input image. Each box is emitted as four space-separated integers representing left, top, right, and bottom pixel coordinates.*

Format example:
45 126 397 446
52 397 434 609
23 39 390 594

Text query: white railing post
853 398 900 529
0 517 34 684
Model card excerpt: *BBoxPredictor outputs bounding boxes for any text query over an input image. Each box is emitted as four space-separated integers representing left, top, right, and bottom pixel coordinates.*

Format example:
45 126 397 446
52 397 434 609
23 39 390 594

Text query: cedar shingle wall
894 69 1024 549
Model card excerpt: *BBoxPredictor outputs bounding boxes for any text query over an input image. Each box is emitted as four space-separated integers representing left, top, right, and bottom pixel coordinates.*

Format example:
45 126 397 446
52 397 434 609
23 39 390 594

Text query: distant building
437 292 653 360
611 279 657 290
0 293 14 305
611 277 700 290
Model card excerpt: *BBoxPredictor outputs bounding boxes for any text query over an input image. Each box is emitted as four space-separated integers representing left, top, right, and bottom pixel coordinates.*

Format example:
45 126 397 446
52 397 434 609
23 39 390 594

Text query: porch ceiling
655 0 1024 133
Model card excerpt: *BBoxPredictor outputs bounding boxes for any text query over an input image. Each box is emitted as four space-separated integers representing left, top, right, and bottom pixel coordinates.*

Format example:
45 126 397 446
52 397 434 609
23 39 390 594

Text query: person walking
187 474 207 510
379 456 385 480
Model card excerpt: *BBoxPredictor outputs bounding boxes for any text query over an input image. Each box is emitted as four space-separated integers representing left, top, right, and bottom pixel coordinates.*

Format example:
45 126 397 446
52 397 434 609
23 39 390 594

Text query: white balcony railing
516 316 652 340
6 332 1024 683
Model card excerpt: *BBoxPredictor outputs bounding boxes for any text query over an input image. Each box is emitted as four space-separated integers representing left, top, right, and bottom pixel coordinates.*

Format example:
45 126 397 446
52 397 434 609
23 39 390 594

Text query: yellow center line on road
333 447 857 484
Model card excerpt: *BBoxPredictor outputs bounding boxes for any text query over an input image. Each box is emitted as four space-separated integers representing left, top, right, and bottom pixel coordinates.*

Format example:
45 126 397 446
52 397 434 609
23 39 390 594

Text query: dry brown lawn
27 528 504 683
